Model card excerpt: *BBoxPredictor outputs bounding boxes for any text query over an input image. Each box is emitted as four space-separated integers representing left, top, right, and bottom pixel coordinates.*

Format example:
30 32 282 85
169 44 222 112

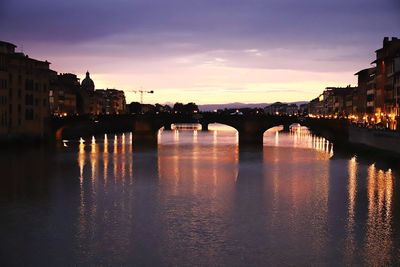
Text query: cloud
1 0 398 103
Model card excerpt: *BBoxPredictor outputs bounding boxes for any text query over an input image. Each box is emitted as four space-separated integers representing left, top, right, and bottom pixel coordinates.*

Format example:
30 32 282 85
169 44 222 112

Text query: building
78 71 96 115
286 104 298 115
264 102 298 115
308 96 324 116
78 71 126 115
322 87 356 116
307 37 400 130
0 41 52 139
354 67 375 115
264 102 287 115
395 54 400 114
49 73 79 116
372 37 400 115
95 89 126 115
299 103 308 115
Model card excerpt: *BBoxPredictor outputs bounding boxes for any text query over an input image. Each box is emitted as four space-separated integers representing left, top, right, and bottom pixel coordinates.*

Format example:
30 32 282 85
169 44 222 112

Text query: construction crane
133 90 154 104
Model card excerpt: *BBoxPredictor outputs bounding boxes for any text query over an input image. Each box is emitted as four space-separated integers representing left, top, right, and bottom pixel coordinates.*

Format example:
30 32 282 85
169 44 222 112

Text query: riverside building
79 71 126 115
0 41 52 140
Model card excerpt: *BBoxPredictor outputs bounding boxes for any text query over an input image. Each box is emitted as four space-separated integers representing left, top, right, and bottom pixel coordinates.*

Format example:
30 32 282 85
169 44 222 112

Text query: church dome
81 71 95 91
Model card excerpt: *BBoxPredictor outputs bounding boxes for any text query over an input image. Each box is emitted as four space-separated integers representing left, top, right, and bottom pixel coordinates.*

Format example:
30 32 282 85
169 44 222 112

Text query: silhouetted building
0 41 52 138
299 103 308 115
308 95 324 115
264 102 298 115
173 102 199 114
354 67 375 115
322 86 356 116
78 71 126 115
287 104 298 115
95 89 126 115
77 71 95 114
49 73 79 116
81 71 95 92
264 102 286 115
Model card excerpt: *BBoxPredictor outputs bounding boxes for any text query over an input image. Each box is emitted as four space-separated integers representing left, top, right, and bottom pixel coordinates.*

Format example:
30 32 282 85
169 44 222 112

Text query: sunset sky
1 0 399 104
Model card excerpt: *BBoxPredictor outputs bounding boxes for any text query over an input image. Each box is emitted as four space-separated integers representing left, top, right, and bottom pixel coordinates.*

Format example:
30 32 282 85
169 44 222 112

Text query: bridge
51 113 349 149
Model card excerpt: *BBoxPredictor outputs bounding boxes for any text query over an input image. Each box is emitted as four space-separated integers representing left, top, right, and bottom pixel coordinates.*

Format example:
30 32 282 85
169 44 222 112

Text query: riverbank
348 126 400 156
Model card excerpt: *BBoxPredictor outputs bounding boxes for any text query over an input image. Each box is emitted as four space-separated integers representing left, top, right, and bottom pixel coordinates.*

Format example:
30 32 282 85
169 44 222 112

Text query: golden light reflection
193 130 198 143
75 133 134 256
128 132 133 182
78 138 85 184
344 156 357 264
91 136 96 153
174 129 180 142
90 136 98 185
158 126 238 198
263 145 330 258
270 126 334 155
103 134 109 184
104 134 108 154
364 164 394 266
121 135 126 181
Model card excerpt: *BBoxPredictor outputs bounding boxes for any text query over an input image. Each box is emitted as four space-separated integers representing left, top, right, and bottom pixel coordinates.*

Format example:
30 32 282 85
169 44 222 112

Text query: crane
133 90 154 104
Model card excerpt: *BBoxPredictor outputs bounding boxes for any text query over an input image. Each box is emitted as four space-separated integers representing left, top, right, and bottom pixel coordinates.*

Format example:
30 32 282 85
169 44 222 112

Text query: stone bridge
138 113 299 146
52 113 300 148
51 114 353 149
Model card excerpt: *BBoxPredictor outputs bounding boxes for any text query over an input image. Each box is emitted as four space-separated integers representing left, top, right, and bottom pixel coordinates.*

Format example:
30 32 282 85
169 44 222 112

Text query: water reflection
364 164 394 266
157 125 239 266
1 125 400 265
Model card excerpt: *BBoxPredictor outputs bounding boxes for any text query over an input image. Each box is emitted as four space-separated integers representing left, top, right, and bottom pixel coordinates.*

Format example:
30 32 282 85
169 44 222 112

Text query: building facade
78 71 126 115
264 102 298 115
372 37 400 115
94 89 126 115
49 73 79 116
0 41 52 138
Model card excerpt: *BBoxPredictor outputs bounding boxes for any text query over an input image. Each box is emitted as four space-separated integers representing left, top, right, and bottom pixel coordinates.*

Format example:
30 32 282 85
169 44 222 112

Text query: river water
0 124 400 266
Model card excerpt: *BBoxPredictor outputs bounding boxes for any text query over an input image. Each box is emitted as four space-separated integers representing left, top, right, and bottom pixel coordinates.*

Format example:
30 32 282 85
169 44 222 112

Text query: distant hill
198 101 308 111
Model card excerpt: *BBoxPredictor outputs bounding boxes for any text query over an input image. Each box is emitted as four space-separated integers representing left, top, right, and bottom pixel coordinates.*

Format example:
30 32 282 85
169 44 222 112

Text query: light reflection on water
0 124 399 266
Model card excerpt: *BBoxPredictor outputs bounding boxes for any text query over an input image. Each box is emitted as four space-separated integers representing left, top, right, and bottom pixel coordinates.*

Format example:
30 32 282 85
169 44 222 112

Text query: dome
81 71 95 91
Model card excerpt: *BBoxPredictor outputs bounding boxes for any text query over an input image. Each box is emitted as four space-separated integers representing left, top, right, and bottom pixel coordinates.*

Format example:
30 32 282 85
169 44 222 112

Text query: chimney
383 37 389 45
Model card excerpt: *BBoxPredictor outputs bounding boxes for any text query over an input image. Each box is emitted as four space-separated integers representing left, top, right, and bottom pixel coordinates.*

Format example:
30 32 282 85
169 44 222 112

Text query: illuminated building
371 37 400 115
0 41 52 139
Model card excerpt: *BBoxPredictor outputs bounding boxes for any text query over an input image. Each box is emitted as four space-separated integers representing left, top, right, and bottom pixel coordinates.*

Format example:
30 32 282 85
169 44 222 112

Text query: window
25 109 34 120
25 79 34 91
25 94 34 105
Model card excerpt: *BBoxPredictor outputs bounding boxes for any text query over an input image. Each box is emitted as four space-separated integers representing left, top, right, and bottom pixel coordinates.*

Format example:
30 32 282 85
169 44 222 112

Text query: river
0 124 399 266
